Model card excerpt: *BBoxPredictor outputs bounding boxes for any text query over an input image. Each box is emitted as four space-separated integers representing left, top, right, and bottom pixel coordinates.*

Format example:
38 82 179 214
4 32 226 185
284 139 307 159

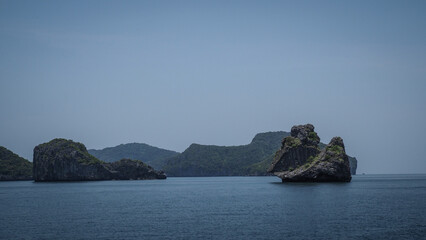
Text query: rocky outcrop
349 157 357 175
318 142 357 175
33 139 166 181
268 124 351 182
0 146 33 181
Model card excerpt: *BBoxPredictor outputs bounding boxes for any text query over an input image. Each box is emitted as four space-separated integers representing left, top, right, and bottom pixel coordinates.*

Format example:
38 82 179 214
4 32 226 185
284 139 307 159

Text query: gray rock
290 124 320 146
268 124 351 182
349 157 357 175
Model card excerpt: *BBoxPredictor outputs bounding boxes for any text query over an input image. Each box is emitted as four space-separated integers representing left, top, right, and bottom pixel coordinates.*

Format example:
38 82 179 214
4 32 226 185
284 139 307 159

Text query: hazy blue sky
1 0 425 174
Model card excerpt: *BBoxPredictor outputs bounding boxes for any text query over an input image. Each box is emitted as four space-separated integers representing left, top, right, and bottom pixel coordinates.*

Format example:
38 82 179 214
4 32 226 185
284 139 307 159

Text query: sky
1 0 425 174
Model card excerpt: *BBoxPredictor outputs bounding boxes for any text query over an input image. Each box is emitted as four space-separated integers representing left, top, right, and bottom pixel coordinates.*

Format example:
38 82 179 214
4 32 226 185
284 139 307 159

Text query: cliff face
0 146 32 180
319 142 357 175
33 139 166 181
349 157 357 175
268 124 351 182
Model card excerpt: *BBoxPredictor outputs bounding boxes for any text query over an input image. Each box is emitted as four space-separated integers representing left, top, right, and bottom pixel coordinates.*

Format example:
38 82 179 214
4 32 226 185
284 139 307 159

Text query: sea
1 175 425 240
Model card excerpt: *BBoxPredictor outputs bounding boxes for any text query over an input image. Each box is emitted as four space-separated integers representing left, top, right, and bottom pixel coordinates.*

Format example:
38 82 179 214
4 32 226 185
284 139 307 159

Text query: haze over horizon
1 0 426 174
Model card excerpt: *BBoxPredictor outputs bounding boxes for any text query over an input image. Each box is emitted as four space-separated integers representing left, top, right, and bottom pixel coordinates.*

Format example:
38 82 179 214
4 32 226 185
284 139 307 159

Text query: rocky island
33 138 166 181
268 124 351 182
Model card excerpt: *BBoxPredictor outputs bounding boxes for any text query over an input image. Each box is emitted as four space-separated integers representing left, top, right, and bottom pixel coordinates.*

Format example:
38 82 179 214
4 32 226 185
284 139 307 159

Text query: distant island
33 139 166 181
88 143 179 170
0 129 358 181
269 124 352 182
162 131 290 176
0 146 32 180
90 131 358 177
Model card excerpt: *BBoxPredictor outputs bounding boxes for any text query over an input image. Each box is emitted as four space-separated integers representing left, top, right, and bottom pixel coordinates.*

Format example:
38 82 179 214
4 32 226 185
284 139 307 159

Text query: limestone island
268 124 351 182
33 138 166 181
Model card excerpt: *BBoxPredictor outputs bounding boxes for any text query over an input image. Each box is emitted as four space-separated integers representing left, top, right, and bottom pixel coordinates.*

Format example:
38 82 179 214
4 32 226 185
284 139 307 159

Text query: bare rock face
290 124 320 146
268 124 351 182
33 139 166 181
349 157 357 175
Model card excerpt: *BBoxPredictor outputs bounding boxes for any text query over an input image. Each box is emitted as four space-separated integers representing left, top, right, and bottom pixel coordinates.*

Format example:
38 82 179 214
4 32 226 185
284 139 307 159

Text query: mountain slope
162 131 290 176
0 146 32 180
88 143 179 170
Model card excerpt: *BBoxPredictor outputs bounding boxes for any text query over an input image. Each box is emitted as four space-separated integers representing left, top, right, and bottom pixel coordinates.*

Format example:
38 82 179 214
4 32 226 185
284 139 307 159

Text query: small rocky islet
268 124 352 182
33 139 166 181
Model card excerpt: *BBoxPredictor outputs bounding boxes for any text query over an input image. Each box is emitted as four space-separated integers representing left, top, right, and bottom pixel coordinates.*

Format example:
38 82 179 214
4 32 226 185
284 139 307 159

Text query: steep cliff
319 142 357 175
33 139 166 181
349 157 357 175
268 124 351 182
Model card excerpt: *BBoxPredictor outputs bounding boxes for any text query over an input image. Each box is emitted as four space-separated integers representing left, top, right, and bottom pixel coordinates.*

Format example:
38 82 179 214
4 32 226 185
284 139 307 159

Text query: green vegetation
301 155 319 169
308 131 320 142
284 136 301 148
81 131 357 176
320 142 352 166
113 158 152 169
245 153 276 175
41 139 103 165
88 143 179 170
326 145 344 154
0 146 32 179
79 154 103 165
163 131 290 176
162 131 358 176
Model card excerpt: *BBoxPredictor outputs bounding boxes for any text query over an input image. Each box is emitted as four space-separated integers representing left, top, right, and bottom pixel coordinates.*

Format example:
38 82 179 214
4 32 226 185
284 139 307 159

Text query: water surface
1 175 425 239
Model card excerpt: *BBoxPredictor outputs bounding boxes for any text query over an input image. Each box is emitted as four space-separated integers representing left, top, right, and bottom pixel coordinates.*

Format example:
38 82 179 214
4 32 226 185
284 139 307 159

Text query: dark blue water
1 175 425 240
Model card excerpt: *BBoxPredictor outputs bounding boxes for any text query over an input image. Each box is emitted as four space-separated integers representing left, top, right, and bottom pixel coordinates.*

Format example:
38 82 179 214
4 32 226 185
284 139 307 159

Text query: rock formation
268 124 351 182
349 157 357 175
33 139 166 181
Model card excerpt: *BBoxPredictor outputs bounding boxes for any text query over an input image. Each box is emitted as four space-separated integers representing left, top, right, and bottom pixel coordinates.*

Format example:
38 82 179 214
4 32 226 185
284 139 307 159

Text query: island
0 146 32 180
268 124 352 182
162 131 357 177
88 142 179 170
33 138 166 181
